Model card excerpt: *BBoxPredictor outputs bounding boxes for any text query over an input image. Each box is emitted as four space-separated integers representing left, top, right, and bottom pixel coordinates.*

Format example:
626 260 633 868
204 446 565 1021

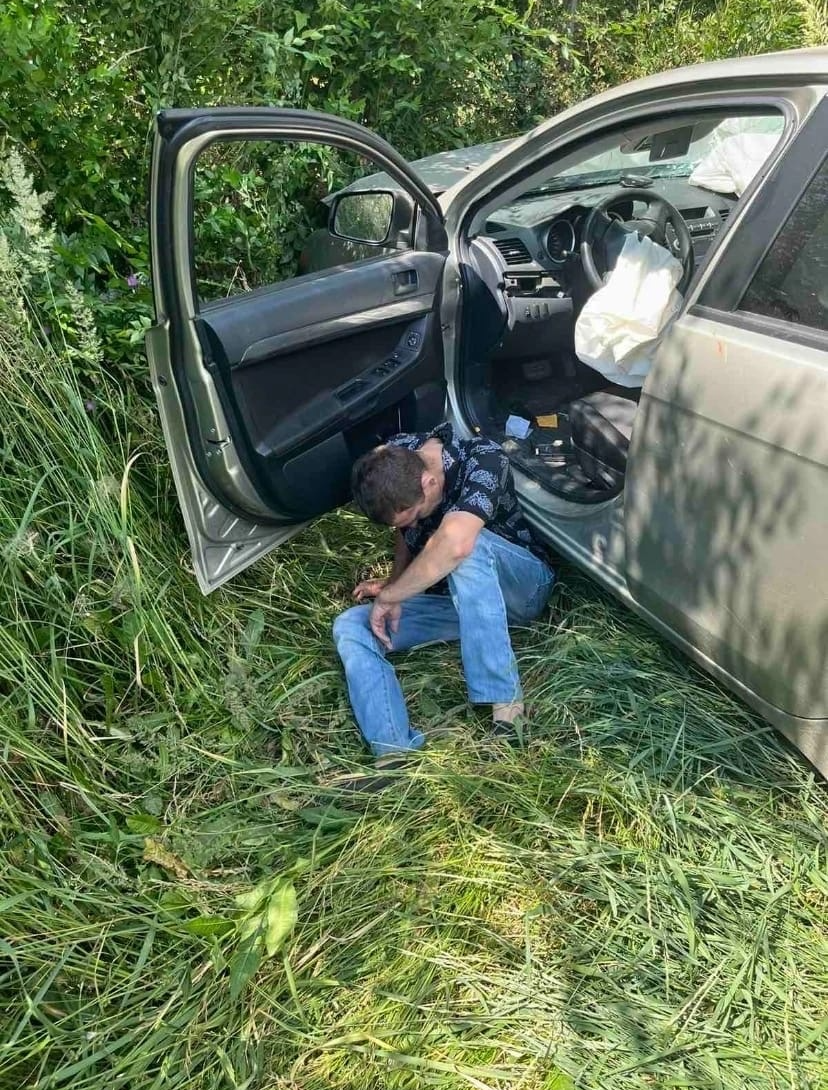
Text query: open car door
146 108 448 592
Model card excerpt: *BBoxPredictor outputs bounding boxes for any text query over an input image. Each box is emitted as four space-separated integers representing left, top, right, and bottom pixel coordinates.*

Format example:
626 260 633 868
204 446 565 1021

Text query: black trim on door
696 95 828 313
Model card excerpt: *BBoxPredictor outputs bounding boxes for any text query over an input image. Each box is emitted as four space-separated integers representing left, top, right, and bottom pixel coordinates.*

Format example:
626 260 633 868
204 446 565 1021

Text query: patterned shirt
388 422 547 563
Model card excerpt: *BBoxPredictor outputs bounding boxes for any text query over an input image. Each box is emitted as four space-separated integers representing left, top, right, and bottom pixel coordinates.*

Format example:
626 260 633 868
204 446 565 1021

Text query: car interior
183 108 784 524
455 108 785 503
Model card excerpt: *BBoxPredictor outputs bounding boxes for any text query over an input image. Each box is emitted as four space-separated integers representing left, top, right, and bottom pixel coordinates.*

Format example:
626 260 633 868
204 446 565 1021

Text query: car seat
568 388 641 491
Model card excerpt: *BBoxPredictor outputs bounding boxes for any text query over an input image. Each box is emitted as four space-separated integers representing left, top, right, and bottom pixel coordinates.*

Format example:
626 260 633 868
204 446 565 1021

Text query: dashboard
477 176 737 296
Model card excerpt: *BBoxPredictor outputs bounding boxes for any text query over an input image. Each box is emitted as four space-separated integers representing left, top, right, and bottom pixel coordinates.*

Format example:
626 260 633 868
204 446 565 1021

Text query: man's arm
390 529 412 580
353 529 411 602
378 512 483 605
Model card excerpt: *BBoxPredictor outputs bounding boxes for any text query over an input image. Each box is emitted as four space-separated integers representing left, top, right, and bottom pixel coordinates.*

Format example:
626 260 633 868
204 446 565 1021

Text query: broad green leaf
159 888 197 910
228 942 262 1001
182 916 234 937
264 879 298 957
126 813 161 834
237 912 264 944
286 856 311 878
234 876 275 912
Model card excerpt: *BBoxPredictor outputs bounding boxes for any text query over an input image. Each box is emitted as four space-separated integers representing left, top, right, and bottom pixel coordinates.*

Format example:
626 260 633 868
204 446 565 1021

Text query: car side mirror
328 189 414 248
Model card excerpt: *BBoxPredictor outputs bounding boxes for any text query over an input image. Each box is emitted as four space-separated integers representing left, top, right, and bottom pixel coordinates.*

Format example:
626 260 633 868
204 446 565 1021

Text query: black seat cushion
568 390 639 491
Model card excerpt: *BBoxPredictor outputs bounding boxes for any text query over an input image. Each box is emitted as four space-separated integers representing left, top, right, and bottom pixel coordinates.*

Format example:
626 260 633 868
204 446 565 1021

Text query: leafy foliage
192 140 376 299
2 0 825 376
0 0 561 375
552 0 809 103
2 5 828 1089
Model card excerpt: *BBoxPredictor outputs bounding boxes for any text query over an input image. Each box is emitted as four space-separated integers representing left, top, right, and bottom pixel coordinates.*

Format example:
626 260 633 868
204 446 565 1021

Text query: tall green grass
1 290 827 1089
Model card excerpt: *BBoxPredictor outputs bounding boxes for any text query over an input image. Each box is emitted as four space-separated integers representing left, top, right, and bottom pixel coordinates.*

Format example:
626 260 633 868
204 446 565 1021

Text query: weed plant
1 148 827 1090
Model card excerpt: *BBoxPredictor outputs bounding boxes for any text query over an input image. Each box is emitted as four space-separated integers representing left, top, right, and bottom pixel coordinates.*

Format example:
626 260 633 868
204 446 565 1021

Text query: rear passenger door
147 109 448 592
624 95 828 764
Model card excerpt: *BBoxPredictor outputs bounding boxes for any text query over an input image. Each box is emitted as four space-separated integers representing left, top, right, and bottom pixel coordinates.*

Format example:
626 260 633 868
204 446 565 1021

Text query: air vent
719 207 731 221
492 237 532 265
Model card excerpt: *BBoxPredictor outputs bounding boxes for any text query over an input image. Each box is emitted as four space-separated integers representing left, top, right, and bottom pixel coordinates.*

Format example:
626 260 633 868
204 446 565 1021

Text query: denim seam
374 633 408 749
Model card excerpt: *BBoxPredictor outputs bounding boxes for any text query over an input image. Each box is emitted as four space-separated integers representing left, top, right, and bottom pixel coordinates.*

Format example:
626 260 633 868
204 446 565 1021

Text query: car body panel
340 138 516 197
626 312 828 713
145 322 309 589
437 51 828 772
623 95 828 768
513 459 828 774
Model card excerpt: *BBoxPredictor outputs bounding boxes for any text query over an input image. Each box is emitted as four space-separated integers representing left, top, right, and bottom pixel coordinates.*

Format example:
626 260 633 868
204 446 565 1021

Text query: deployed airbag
689 131 779 196
574 232 682 388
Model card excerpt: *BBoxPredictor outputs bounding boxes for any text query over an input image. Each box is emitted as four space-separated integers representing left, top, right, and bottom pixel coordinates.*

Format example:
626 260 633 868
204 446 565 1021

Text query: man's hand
370 595 402 650
352 577 388 602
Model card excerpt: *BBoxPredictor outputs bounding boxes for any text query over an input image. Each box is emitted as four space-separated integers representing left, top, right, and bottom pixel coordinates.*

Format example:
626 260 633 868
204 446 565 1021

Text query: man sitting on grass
332 421 554 775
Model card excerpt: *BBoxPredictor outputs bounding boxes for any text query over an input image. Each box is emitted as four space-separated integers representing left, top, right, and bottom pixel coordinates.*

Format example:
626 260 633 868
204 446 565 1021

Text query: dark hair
351 444 424 524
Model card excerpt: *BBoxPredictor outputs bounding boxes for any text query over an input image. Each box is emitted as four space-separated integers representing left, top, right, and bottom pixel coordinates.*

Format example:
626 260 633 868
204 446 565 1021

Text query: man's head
351 444 443 528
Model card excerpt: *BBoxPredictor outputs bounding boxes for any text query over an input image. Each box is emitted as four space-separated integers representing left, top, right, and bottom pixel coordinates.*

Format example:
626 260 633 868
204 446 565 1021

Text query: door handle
392 268 418 295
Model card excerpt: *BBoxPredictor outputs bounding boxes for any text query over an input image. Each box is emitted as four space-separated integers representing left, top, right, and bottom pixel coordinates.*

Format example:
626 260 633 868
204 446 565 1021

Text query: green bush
552 0 812 106
2 12 828 1089
0 0 561 377
3 0 824 380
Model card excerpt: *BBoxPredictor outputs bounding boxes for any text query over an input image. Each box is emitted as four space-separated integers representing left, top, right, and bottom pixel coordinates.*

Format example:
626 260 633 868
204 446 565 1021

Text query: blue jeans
332 529 555 755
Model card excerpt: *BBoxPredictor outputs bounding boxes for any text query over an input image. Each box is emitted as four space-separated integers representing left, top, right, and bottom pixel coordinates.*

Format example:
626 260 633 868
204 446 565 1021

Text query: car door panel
201 251 443 365
148 107 448 591
195 251 446 517
625 313 828 720
624 96 828 727
146 322 307 591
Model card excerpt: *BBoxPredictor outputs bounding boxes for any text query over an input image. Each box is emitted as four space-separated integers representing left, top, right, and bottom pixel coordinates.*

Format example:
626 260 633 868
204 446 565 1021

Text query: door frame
147 108 449 591
151 108 447 520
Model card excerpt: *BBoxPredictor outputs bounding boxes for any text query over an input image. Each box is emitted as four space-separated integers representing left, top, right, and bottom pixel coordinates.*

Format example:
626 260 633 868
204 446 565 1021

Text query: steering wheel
580 188 694 294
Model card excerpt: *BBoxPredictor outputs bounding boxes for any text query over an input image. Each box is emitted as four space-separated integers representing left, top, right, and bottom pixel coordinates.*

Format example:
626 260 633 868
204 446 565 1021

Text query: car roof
566 47 828 114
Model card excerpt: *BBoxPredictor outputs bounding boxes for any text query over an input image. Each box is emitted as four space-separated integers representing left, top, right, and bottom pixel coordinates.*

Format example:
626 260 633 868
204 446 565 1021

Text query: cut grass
1 326 827 1090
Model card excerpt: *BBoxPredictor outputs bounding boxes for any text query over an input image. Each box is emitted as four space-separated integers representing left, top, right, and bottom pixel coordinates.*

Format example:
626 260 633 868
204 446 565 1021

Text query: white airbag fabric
689 132 779 196
574 232 682 388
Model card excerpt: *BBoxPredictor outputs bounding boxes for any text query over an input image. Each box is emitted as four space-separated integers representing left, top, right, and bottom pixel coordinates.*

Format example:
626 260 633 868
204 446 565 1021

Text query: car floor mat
498 433 619 504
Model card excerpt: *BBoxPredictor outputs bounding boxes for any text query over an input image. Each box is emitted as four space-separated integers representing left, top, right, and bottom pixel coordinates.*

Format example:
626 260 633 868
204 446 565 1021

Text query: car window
558 114 784 181
192 139 399 303
508 109 783 199
738 154 828 331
